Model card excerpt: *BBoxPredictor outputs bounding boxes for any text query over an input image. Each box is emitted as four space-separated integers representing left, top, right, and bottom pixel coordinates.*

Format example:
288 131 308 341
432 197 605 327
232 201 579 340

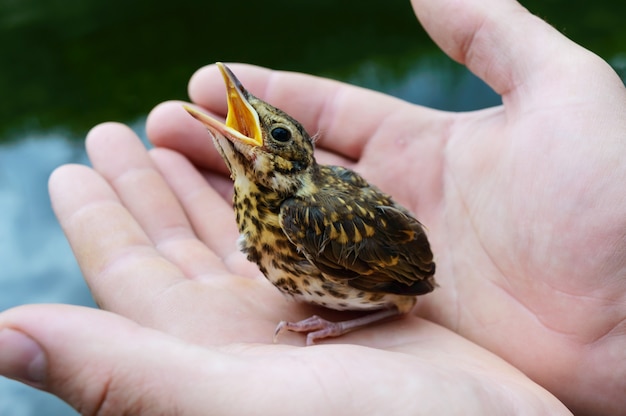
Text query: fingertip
146 100 229 173
187 63 218 105
0 328 47 387
85 121 136 150
48 163 90 191
48 163 94 204
146 100 203 148
187 62 226 109
85 122 149 176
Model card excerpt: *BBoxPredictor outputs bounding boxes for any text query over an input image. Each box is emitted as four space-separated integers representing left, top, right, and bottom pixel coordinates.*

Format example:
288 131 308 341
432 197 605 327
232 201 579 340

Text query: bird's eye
270 127 292 142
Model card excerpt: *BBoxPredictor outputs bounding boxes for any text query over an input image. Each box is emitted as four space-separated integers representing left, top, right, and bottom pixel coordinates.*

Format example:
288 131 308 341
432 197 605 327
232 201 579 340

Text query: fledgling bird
184 63 436 345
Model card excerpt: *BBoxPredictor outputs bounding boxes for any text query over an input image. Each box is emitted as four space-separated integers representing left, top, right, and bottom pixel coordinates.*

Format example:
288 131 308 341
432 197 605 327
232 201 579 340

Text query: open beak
183 62 263 147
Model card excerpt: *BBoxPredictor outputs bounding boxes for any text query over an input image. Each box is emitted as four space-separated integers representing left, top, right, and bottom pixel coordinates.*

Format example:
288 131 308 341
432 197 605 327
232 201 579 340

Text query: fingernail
0 328 46 387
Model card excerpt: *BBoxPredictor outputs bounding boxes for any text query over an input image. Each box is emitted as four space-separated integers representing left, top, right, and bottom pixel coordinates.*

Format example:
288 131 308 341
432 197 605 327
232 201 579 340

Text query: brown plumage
184 63 436 345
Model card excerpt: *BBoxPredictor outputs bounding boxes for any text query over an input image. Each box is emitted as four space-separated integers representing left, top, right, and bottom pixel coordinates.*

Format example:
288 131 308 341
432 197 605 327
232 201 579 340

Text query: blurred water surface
0 0 625 414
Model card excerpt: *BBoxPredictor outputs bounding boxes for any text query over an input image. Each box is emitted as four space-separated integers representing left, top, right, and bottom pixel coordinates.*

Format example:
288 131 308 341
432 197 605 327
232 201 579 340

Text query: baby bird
184 63 436 345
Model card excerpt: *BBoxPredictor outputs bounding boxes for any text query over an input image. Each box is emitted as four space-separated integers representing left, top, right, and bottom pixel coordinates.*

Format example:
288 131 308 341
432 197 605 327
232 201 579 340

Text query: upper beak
184 62 263 147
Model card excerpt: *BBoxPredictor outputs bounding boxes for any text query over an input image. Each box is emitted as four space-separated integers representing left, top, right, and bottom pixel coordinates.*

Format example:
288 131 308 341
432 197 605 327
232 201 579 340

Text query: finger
0 305 572 415
147 100 231 176
149 147 258 273
84 123 233 275
148 100 354 171
411 0 614 99
187 63 433 160
0 305 238 415
48 163 195 313
85 122 194 243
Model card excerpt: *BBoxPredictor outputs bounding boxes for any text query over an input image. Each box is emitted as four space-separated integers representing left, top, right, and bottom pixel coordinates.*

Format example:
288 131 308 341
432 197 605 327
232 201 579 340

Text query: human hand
0 0 623 414
147 0 626 414
0 302 569 414
0 122 570 414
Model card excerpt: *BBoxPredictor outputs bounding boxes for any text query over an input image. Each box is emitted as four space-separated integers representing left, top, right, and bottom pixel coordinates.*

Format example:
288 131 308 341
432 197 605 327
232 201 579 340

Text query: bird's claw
273 315 343 346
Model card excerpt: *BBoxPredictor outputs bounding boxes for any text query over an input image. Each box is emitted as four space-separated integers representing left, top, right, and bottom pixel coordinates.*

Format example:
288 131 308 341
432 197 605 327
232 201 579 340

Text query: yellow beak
184 62 263 147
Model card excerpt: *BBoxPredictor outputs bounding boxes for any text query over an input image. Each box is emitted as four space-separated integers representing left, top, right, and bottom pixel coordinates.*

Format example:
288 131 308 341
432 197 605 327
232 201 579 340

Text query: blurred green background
2 0 625 140
0 0 624 414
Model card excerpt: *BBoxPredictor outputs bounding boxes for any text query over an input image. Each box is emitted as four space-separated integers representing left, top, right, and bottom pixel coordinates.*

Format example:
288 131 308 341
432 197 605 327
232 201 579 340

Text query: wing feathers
280 171 436 296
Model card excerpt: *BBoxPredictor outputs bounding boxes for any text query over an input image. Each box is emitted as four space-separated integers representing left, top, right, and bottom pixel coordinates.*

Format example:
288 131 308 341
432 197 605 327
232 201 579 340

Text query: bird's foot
273 308 402 346
274 315 345 346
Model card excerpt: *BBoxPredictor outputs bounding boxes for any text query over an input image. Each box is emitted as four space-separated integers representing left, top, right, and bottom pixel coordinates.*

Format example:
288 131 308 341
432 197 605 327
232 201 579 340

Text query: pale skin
0 0 624 414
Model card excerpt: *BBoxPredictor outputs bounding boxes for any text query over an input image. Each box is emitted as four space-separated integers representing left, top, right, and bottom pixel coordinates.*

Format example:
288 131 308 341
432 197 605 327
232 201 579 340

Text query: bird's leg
274 307 403 346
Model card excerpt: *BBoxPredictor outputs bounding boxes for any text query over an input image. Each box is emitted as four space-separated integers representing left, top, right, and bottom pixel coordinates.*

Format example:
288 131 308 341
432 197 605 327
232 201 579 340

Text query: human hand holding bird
1 0 624 414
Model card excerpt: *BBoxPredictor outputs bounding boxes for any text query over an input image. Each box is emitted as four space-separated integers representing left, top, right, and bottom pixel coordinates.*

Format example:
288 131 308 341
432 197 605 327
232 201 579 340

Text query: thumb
411 0 616 100
0 305 232 415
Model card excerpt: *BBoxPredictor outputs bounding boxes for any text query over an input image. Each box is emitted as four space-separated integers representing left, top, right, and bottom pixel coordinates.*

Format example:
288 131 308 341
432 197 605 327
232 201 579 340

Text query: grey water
1 0 624 414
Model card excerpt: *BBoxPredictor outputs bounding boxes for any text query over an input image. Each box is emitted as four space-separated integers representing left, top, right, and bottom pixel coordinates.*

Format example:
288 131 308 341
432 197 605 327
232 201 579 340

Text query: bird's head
184 63 316 195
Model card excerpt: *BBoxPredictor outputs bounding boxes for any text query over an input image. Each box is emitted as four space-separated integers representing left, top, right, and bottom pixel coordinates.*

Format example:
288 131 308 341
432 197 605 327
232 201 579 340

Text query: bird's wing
279 175 436 296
